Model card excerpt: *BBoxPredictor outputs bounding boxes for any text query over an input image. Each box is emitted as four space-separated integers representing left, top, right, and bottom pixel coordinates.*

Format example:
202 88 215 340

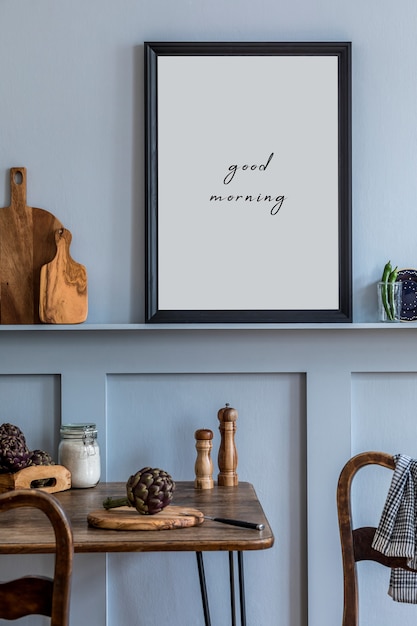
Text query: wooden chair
0 489 73 625
336 451 417 626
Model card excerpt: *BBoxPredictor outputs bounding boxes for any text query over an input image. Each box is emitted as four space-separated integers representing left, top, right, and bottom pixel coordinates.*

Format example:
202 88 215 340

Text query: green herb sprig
380 260 399 321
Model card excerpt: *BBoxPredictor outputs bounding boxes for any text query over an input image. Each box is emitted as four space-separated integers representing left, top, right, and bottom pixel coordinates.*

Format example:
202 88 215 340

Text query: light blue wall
1 0 417 323
1 2 417 626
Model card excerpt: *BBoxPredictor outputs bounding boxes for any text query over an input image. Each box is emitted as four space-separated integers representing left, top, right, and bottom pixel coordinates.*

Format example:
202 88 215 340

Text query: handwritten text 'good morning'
209 193 285 216
209 152 286 216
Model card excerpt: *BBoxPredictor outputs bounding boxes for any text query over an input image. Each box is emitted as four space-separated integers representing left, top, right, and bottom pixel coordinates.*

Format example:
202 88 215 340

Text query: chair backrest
0 489 73 626
336 451 417 626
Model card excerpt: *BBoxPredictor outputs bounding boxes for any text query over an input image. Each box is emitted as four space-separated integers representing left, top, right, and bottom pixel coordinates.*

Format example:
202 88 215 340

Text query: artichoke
0 422 26 445
29 449 55 466
0 434 31 472
127 467 175 514
103 467 175 515
0 424 56 475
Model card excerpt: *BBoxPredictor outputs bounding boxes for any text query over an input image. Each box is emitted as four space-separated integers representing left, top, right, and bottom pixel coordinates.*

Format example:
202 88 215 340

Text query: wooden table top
0 482 274 554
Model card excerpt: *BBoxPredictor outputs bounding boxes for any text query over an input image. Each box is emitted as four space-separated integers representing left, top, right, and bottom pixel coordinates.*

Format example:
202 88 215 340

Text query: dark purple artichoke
103 467 175 515
126 467 175 514
0 423 26 445
0 424 56 476
29 449 55 466
0 434 31 472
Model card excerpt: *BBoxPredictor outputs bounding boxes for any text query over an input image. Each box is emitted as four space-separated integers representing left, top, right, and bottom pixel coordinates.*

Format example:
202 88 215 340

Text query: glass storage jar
58 423 101 488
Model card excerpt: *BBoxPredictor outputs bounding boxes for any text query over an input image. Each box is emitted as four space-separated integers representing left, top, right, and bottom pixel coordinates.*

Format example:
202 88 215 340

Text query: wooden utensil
87 505 204 531
0 167 63 323
39 228 88 324
0 464 71 494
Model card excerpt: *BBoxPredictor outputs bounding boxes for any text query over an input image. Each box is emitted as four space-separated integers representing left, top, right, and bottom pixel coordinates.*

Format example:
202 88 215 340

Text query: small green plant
380 260 399 320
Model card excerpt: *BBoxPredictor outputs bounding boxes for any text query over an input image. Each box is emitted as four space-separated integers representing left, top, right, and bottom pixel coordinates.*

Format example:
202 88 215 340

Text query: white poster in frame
145 42 352 323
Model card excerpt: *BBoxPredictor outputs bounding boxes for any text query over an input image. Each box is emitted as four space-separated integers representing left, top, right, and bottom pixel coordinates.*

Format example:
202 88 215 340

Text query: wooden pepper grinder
194 429 214 489
217 403 238 486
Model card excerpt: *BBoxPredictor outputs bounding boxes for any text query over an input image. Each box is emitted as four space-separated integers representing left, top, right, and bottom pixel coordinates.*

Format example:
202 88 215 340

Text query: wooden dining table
0 481 274 626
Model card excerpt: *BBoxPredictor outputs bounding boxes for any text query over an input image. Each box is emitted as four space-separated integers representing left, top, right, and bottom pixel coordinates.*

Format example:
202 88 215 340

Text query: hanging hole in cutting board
13 170 23 185
31 477 57 488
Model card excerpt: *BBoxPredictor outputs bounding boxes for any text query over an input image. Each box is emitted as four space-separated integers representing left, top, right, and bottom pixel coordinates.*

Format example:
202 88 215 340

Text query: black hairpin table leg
197 550 247 626
229 551 247 626
229 551 237 625
196 551 211 626
238 551 246 626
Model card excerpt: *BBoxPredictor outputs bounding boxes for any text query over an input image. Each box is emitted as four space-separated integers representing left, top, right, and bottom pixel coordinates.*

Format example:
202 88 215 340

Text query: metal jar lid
60 423 97 439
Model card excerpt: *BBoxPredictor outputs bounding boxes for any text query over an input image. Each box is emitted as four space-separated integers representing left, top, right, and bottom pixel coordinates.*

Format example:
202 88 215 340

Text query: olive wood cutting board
0 167 63 323
87 505 204 531
39 228 88 324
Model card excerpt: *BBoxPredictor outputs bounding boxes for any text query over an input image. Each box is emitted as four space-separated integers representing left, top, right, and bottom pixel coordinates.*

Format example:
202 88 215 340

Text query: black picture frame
145 42 352 323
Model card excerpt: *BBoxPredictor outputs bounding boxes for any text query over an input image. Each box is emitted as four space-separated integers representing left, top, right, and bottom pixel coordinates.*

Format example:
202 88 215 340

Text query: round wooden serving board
87 505 204 531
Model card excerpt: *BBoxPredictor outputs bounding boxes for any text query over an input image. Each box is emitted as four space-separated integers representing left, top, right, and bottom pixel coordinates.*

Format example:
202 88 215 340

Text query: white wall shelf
0 322 417 331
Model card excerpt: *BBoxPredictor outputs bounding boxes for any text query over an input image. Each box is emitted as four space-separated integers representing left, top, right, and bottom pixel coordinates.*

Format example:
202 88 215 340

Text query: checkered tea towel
372 454 417 603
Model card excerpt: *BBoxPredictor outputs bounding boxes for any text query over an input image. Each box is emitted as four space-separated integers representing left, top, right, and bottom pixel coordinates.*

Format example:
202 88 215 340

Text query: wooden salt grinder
194 429 214 489
217 404 238 486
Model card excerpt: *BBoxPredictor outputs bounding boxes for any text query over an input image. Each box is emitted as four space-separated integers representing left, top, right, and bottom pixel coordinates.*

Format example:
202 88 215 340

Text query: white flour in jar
58 424 101 488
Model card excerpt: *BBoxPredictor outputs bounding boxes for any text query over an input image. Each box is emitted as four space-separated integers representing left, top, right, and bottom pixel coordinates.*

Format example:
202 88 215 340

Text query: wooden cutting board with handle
39 227 88 324
0 167 63 323
87 505 204 531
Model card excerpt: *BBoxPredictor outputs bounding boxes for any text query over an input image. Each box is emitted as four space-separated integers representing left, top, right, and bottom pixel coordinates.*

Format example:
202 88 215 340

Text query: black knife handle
212 517 264 531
